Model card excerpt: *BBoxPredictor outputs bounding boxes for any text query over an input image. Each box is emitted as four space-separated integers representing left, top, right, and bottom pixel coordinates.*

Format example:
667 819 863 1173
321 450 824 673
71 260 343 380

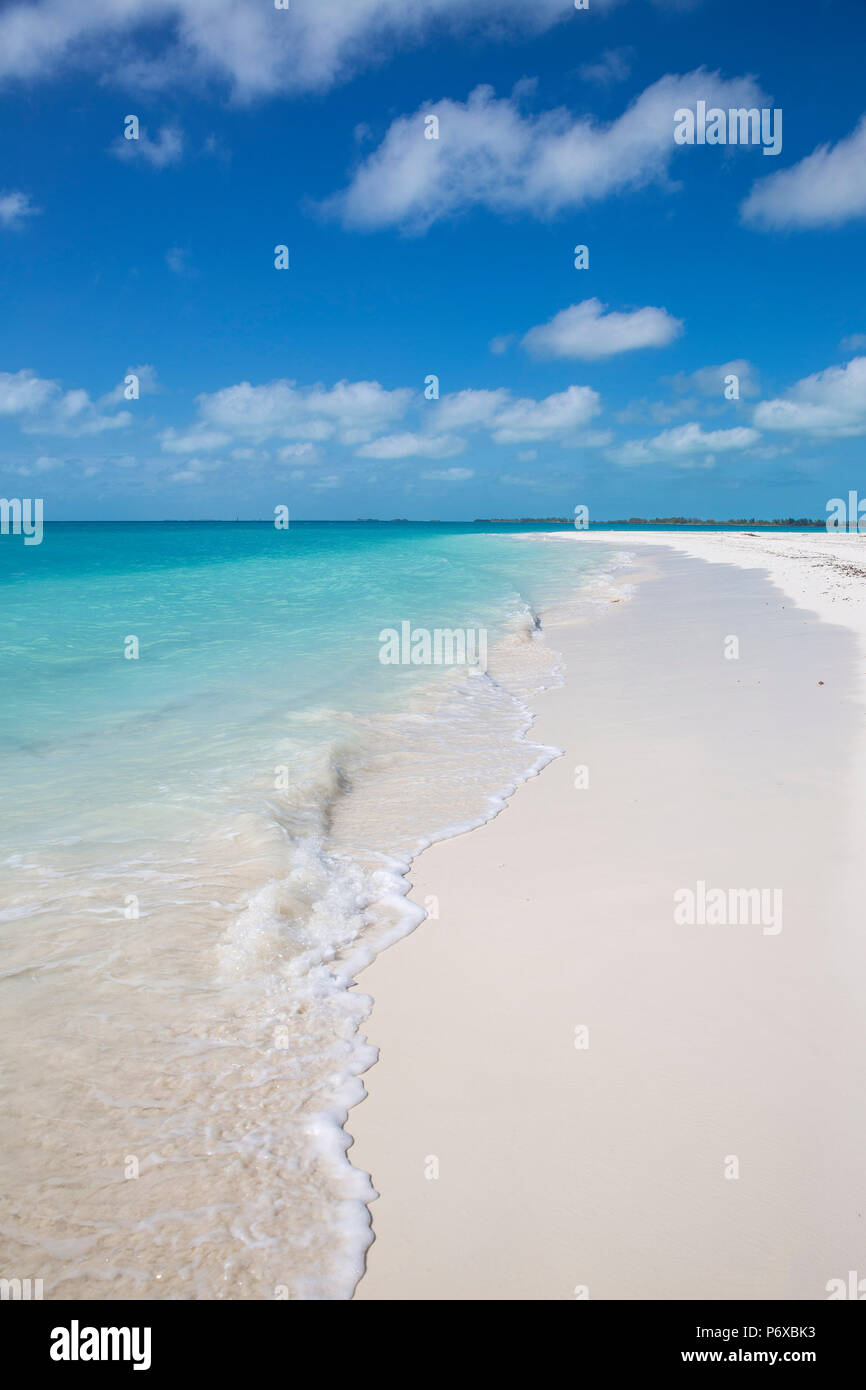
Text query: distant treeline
476 517 826 527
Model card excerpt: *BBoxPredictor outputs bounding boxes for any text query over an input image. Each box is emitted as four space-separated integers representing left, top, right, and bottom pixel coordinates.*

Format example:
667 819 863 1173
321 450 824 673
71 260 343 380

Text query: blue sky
1 0 865 520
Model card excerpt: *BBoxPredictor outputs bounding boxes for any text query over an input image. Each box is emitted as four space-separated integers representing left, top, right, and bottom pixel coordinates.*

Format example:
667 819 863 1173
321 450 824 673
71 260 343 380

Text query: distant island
474 517 827 528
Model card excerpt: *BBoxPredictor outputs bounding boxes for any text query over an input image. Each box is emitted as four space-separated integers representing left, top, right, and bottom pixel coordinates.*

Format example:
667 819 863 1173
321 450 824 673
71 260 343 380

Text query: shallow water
0 521 627 1299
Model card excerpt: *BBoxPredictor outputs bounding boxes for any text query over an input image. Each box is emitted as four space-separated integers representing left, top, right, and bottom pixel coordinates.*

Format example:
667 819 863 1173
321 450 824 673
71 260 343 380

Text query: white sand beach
350 531 866 1301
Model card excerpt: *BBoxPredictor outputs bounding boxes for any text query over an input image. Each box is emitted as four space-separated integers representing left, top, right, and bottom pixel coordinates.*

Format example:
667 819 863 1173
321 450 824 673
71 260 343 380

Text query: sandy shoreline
349 532 866 1300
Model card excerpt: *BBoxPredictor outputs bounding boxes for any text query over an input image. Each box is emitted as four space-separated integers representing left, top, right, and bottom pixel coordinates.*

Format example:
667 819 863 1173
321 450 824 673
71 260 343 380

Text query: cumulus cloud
320 70 765 232
421 467 474 481
31 390 131 436
178 376 605 463
609 421 760 467
429 388 512 432
161 427 232 454
0 368 130 435
164 378 414 451
489 385 601 443
0 0 616 99
742 116 866 230
578 47 633 86
0 369 56 415
0 190 40 229
153 373 604 471
101 363 160 405
169 457 224 485
667 359 760 398
523 299 683 360
278 442 319 462
356 432 466 459
8 453 68 478
112 124 184 168
416 384 601 445
753 356 866 437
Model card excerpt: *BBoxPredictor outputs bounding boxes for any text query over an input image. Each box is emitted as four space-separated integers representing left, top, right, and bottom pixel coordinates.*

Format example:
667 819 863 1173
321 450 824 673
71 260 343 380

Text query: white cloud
428 388 512 432
0 369 57 414
166 247 190 275
523 299 683 360
421 467 474 481
0 190 39 229
222 378 606 462
169 456 227 484
0 0 616 99
101 363 160 405
415 383 603 446
171 463 205 484
112 124 184 168
320 71 764 232
742 116 866 230
609 421 760 467
12 453 63 477
575 429 614 447
31 388 131 436
578 47 633 86
746 442 793 461
668 359 759 398
490 385 601 443
177 378 414 448
356 432 465 460
278 442 319 461
161 427 232 454
753 356 866 437
499 471 546 487
0 368 130 435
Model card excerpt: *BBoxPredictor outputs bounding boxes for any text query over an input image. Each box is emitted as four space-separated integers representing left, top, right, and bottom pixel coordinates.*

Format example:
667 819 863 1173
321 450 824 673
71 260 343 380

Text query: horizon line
26 517 830 527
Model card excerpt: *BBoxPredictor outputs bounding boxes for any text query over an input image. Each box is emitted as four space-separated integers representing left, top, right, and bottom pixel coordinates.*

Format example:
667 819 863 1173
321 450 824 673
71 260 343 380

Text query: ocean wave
0 537 629 1299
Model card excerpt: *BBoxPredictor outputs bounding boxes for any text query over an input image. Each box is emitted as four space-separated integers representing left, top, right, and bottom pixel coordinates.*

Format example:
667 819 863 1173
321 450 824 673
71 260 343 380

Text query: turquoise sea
0 521 648 1296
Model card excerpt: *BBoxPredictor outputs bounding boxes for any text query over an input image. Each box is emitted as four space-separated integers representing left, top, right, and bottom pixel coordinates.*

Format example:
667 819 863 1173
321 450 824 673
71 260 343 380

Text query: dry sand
350 532 866 1300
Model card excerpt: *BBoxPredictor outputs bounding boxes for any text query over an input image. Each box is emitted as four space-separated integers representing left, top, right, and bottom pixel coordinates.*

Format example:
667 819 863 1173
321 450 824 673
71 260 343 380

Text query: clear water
0 521 625 1299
